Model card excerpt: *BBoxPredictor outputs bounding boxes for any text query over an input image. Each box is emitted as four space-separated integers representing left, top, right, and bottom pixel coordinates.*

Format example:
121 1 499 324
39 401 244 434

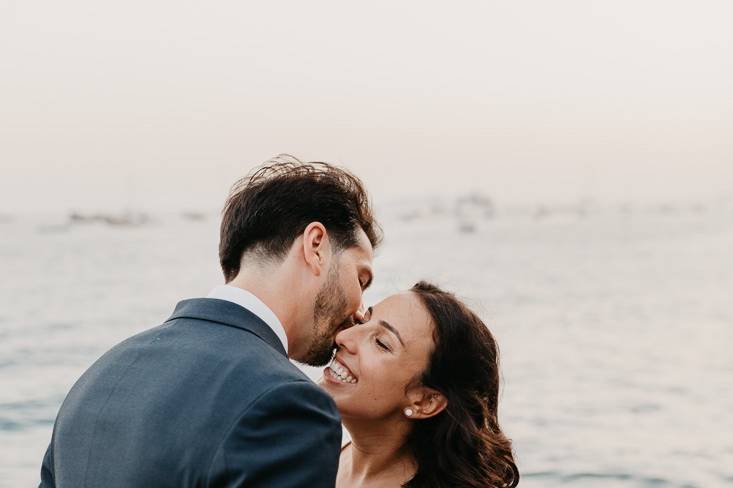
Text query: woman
321 281 519 488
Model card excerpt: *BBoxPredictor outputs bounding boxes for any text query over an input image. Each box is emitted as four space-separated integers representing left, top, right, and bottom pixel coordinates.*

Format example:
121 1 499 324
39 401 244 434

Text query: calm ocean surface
2 201 732 487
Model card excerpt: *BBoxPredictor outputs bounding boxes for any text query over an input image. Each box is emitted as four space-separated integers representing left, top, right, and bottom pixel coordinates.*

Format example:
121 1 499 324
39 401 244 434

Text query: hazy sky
2 1 732 212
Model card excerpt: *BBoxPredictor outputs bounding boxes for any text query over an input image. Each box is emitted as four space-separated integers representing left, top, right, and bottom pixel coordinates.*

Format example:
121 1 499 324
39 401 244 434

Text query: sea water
1 202 731 487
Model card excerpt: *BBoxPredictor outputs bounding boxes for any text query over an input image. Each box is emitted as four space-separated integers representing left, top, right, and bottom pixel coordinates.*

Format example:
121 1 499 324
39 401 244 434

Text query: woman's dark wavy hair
219 154 382 282
405 281 519 488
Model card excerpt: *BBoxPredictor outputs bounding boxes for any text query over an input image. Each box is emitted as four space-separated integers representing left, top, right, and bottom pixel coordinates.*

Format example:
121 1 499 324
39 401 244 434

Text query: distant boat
454 191 493 233
428 198 448 216
68 211 150 227
398 210 422 223
455 192 494 220
533 205 550 221
458 221 476 233
688 203 706 214
181 211 207 222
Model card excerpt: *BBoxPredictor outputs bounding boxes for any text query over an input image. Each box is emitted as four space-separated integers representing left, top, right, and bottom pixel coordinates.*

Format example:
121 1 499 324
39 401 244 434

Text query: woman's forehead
374 292 433 340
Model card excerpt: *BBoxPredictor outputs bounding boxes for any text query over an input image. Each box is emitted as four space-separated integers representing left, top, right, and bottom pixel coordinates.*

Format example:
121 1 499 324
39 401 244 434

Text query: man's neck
227 268 299 351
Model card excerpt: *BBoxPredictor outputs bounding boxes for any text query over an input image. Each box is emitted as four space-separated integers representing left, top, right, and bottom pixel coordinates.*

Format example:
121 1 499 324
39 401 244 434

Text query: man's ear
302 222 331 276
405 387 448 420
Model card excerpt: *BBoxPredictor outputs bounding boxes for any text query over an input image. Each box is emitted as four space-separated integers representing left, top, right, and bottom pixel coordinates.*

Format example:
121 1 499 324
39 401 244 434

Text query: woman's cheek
371 365 400 398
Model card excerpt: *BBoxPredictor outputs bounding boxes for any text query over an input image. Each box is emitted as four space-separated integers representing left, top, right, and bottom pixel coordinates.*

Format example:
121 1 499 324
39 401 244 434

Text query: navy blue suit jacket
40 298 342 487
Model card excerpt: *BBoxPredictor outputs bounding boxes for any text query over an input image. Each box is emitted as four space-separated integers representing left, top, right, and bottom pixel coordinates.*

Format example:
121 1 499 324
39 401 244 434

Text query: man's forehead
352 227 374 261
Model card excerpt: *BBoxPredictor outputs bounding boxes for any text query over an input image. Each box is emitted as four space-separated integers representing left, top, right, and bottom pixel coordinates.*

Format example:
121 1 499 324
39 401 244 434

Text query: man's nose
352 303 367 324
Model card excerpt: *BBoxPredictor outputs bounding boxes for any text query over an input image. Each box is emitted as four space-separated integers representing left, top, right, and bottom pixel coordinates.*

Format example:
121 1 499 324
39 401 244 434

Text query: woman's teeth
328 358 357 384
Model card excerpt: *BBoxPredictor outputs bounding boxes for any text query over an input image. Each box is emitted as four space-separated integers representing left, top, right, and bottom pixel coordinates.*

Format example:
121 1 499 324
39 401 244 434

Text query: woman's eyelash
376 338 391 351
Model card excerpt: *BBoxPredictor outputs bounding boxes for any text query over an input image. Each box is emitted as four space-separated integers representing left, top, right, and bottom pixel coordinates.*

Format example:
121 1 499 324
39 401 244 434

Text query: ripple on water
0 398 60 436
4 208 732 487
0 417 54 432
0 399 52 412
525 470 684 487
41 321 75 331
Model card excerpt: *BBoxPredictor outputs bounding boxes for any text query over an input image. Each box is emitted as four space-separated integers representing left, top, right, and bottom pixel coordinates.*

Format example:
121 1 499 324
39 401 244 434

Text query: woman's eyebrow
378 319 405 348
367 307 405 348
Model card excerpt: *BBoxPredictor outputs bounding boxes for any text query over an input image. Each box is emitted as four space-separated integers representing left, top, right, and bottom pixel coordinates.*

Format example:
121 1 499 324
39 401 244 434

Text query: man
39 155 381 487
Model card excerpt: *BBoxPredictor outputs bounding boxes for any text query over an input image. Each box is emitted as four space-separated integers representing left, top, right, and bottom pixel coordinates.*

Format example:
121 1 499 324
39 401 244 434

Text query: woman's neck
341 416 415 485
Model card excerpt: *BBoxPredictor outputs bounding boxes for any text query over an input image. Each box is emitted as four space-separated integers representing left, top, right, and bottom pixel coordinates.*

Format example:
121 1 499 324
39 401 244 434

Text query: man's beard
301 264 349 366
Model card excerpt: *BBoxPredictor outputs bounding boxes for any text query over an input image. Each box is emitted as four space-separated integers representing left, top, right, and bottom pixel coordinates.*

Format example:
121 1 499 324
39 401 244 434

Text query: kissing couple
40 156 519 488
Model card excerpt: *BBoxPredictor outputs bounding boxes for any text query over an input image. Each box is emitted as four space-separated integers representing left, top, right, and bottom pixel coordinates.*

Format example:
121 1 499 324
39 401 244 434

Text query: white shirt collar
207 285 289 354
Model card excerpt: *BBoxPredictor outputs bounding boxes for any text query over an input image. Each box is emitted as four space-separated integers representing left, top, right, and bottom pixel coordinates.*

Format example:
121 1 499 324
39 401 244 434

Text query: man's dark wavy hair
219 154 382 282
405 281 519 488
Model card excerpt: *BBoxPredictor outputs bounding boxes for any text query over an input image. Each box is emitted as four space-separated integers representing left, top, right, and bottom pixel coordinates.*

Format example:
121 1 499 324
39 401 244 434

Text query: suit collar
165 298 287 357
206 285 288 354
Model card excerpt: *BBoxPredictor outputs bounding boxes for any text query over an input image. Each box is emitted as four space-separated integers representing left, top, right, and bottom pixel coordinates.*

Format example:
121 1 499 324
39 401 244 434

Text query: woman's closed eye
364 307 395 352
375 336 393 352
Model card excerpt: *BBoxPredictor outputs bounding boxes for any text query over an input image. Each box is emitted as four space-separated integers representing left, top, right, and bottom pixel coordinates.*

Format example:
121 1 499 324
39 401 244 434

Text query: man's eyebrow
378 319 405 348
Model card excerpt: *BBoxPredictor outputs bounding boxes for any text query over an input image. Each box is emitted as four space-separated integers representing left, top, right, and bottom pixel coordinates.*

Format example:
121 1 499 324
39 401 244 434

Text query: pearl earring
404 407 414 417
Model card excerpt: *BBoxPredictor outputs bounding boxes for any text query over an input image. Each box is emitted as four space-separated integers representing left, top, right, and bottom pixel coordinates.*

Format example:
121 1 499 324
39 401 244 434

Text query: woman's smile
324 356 358 384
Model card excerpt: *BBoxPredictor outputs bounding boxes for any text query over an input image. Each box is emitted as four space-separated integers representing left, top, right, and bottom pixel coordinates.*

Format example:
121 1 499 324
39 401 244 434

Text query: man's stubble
302 262 349 366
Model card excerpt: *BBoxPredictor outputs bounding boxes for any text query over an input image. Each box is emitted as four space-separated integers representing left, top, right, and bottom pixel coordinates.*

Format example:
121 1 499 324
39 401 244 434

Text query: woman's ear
302 222 331 275
405 387 448 420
